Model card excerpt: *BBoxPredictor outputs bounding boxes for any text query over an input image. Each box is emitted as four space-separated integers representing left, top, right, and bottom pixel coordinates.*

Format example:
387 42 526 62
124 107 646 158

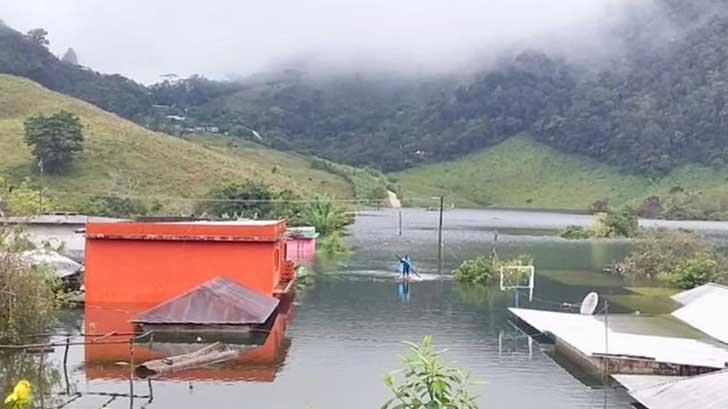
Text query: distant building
0 213 122 261
286 226 318 264
165 115 187 121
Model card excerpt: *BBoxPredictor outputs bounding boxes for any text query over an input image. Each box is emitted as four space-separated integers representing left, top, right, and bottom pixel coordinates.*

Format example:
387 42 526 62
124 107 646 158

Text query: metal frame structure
499 265 535 302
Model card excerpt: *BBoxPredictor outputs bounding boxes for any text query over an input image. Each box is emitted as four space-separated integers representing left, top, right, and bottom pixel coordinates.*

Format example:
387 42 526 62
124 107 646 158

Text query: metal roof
612 374 687 392
510 308 728 369
20 249 82 278
672 283 728 306
626 370 728 409
672 285 728 344
132 277 280 326
0 214 123 225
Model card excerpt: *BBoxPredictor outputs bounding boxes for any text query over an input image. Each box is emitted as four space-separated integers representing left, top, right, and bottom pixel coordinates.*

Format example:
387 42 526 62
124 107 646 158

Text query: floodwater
7 208 725 409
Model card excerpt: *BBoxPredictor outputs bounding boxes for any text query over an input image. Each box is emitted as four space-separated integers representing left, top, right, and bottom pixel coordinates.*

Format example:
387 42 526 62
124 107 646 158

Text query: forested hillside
2 0 728 176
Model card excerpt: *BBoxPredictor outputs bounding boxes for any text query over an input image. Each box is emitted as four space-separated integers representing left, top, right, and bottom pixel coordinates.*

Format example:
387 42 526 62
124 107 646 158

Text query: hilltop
394 136 728 218
0 75 355 214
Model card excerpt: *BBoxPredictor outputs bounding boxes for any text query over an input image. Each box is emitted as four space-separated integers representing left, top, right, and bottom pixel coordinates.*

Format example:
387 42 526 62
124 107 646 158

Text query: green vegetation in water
622 228 728 289
559 208 639 239
0 227 66 343
453 254 533 286
383 336 478 409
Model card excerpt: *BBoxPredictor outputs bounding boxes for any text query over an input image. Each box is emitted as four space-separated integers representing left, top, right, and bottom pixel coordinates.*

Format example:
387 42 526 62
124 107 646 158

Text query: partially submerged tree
300 194 346 237
623 228 727 288
24 111 84 175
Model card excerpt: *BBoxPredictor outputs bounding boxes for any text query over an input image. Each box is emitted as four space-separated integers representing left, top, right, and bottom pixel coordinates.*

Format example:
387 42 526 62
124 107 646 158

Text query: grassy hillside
0 75 354 214
394 136 728 212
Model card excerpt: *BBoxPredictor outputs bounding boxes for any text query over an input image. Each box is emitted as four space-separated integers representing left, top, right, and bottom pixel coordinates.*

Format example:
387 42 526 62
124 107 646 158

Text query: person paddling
399 255 412 279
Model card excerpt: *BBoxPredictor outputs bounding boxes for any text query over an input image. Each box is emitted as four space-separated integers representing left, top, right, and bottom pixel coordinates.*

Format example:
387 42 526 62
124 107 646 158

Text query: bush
622 228 724 288
593 208 639 238
661 253 719 289
559 225 592 239
0 242 64 343
454 255 532 286
200 180 303 220
80 195 148 217
382 336 478 409
0 178 55 217
453 257 495 285
318 233 350 255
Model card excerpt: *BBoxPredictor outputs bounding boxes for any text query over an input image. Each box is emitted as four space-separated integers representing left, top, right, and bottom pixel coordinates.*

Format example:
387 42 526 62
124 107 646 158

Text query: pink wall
286 237 316 264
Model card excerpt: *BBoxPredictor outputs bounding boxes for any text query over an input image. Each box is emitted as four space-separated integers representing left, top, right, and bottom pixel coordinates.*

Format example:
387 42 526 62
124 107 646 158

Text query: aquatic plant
318 232 351 256
382 336 479 409
592 208 639 238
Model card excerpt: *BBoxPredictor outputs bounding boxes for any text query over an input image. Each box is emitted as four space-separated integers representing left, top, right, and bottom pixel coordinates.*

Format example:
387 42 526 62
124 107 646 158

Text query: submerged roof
132 277 280 326
672 283 728 344
625 370 728 409
510 308 728 369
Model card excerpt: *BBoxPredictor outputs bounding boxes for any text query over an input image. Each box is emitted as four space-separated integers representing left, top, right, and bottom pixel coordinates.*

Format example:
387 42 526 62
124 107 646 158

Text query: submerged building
84 220 296 305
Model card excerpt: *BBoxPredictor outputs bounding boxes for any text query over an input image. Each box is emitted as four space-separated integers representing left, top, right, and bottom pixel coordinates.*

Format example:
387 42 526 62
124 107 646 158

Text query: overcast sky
2 0 659 84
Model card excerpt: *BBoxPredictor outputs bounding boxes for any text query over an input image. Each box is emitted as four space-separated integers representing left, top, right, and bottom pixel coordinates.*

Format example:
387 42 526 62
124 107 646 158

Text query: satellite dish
580 292 599 315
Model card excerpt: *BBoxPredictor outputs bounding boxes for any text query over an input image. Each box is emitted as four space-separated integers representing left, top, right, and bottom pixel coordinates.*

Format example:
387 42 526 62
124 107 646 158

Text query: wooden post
437 196 444 274
603 300 609 382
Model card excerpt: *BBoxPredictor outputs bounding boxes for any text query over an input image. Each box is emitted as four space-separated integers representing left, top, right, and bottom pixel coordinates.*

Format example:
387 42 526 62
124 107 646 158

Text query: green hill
394 136 728 215
0 75 354 213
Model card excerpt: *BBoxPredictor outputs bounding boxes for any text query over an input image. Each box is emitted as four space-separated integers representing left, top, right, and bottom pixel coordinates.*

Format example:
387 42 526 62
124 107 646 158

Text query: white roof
672 283 728 306
19 249 82 278
626 370 728 409
510 308 728 369
162 220 282 226
612 374 687 392
0 214 122 225
672 286 728 344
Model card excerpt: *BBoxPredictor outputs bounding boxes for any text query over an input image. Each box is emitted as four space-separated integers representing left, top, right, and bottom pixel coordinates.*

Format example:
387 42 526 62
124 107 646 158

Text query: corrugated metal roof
20 249 82 278
132 277 279 326
627 370 728 409
672 287 728 344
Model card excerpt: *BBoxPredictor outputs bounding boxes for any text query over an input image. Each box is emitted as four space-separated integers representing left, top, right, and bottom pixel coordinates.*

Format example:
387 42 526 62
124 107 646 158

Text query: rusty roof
132 277 279 326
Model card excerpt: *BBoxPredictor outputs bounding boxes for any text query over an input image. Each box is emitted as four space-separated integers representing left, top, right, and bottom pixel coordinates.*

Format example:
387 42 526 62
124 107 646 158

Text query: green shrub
659 253 719 289
454 255 533 286
300 195 346 237
382 336 478 409
80 195 148 217
593 208 639 238
0 244 64 343
318 233 350 255
453 256 495 285
559 225 592 239
623 228 725 288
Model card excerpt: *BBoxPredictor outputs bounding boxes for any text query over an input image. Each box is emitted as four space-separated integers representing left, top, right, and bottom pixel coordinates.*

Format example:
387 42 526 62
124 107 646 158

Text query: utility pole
437 196 444 274
398 210 403 236
38 160 44 213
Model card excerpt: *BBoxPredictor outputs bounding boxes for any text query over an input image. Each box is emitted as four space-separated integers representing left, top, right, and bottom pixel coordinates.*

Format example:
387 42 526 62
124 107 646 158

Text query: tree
24 111 84 174
382 336 478 409
25 28 48 47
201 180 303 220
622 228 725 287
0 178 55 216
61 48 78 65
300 195 346 237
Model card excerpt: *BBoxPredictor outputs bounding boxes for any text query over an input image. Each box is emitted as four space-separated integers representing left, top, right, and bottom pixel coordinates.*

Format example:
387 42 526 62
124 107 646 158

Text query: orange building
84 220 295 305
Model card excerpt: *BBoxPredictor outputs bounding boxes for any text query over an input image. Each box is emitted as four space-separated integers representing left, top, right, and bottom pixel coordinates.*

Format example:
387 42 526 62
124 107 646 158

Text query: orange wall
86 239 283 304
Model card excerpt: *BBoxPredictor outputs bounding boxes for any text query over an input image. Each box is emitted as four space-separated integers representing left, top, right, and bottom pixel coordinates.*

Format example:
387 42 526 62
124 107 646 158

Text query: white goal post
499 265 535 302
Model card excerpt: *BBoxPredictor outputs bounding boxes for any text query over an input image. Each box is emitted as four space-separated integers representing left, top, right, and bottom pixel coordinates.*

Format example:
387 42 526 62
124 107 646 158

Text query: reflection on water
6 208 722 408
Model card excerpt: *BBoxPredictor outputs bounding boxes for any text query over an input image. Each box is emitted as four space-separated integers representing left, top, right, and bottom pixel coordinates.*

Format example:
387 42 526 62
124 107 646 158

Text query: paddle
394 254 422 279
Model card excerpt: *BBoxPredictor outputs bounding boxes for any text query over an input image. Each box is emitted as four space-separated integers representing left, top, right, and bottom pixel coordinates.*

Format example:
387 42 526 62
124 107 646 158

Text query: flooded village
5 1 728 408
0 208 727 408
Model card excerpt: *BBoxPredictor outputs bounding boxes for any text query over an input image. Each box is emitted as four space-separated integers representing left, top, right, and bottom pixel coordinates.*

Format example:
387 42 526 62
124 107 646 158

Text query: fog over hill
3 0 673 83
